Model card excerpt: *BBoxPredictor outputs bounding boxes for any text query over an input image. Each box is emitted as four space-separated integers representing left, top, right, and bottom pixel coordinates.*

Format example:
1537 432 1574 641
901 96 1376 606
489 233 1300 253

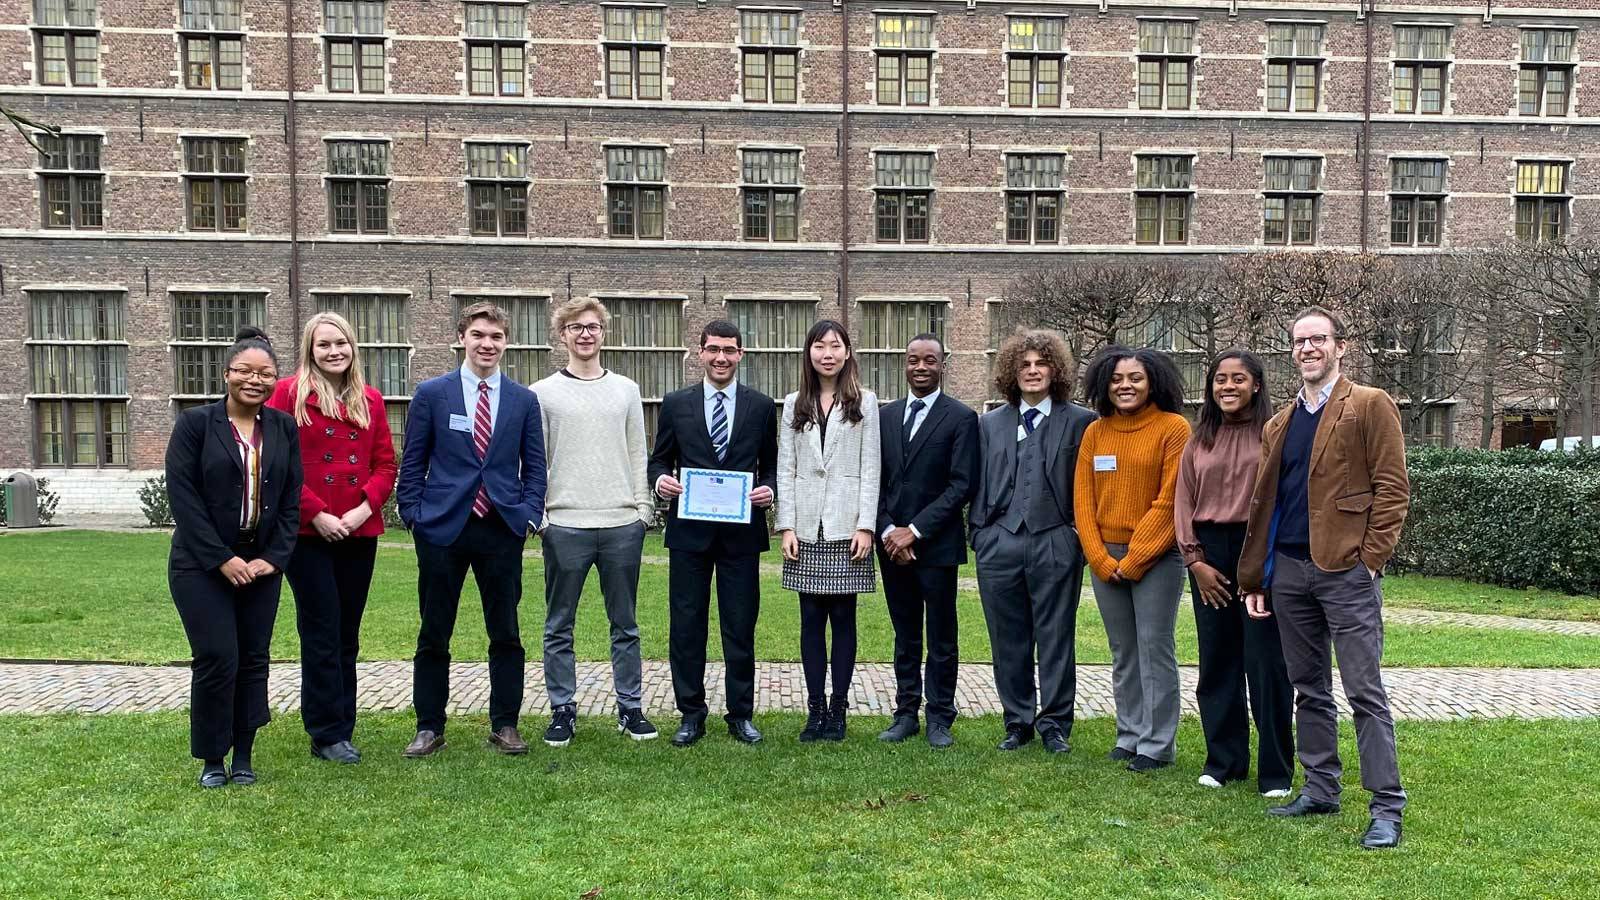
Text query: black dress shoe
926 722 954 749
727 719 763 744
1360 819 1402 849
1107 746 1136 762
228 766 256 786
198 763 228 789
1267 793 1342 817
311 740 361 764
997 729 1033 751
671 719 706 747
878 716 919 743
1127 754 1172 773
1039 728 1071 754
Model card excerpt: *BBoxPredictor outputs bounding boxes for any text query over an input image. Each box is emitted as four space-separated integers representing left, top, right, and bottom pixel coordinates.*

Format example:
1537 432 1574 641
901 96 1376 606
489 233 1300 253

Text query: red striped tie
471 380 493 517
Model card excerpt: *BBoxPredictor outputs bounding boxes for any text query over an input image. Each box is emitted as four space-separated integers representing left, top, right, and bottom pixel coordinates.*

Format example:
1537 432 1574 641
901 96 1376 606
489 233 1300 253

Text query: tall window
28 289 128 467
1392 25 1447 114
1007 17 1063 108
604 6 664 100
1519 29 1574 117
601 297 682 441
324 0 385 93
986 300 1029 407
465 2 525 96
1389 159 1446 247
1265 23 1323 112
327 140 390 234
454 295 550 385
1515 161 1570 242
857 301 945 396
466 143 529 237
742 149 800 242
725 298 814 397
171 291 267 399
184 137 248 232
606 146 666 239
1137 19 1194 110
875 13 932 106
314 293 411 403
181 0 244 90
34 0 99 86
874 152 932 243
1138 308 1206 401
1262 156 1319 246
37 133 102 230
1005 153 1063 244
1134 154 1192 245
741 9 798 103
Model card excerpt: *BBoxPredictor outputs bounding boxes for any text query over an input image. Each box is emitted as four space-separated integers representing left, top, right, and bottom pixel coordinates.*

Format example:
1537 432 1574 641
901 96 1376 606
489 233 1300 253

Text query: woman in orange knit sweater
1074 347 1192 772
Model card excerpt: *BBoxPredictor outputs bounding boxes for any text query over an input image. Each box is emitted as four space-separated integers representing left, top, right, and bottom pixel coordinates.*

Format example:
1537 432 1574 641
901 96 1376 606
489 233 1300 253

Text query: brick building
0 0 1595 518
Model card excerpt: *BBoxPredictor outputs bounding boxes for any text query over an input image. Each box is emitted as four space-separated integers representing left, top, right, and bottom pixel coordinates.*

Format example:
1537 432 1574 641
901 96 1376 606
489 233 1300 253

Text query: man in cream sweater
533 298 658 747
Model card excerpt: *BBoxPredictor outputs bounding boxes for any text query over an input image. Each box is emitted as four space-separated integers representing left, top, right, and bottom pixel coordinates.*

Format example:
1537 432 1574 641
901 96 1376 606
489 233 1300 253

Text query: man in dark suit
396 301 546 759
649 320 779 746
969 329 1096 753
875 334 979 748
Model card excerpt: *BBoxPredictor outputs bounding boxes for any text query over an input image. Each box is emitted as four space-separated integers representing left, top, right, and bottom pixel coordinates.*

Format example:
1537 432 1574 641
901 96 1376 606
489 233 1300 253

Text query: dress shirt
460 364 503 431
1017 395 1054 441
1298 374 1340 415
705 378 737 443
903 388 940 442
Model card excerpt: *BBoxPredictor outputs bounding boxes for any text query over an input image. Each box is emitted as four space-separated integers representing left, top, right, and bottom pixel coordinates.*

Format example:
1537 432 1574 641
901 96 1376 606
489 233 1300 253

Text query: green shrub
1407 445 1600 474
138 475 174 527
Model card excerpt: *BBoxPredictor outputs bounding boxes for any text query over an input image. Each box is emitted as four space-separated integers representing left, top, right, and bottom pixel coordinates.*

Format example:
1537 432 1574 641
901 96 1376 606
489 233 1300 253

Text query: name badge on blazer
448 414 473 433
1094 455 1118 472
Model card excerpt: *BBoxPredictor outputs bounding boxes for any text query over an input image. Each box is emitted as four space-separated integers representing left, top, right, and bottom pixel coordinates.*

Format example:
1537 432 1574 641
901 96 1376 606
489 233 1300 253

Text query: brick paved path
4 661 1597 720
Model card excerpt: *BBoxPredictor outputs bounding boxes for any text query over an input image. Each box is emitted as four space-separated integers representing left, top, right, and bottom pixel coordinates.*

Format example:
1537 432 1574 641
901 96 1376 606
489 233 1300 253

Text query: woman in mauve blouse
1173 350 1294 798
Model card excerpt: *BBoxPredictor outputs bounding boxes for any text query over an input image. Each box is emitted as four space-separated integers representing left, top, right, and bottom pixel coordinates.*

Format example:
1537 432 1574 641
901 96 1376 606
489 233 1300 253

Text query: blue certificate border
679 468 754 523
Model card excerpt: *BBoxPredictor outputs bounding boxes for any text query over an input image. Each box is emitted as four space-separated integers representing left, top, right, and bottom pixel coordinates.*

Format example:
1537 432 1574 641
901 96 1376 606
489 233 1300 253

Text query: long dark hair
790 319 864 431
1194 350 1272 449
1081 346 1185 418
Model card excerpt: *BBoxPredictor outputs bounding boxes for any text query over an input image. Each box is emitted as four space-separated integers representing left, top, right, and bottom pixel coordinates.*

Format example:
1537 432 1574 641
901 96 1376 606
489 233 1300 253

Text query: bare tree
2 99 58 152
1006 258 1200 371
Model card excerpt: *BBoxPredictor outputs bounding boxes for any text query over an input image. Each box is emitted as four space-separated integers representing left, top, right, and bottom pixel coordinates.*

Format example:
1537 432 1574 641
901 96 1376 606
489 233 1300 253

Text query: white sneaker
1198 774 1224 789
1261 788 1292 799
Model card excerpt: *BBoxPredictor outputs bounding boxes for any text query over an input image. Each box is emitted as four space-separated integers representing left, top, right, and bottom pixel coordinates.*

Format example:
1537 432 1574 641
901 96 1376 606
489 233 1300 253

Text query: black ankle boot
799 698 827 742
823 694 848 741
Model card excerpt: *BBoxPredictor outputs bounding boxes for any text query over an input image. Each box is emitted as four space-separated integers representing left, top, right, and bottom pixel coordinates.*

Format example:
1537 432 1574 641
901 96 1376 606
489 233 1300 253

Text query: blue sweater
1274 401 1323 553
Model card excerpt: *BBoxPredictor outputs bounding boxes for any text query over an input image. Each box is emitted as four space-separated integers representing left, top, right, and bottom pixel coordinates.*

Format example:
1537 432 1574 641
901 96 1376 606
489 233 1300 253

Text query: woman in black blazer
166 327 302 787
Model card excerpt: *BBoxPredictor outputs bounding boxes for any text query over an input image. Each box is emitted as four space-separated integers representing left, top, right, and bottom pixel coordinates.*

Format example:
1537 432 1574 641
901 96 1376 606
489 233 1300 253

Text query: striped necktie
710 390 729 463
472 380 493 517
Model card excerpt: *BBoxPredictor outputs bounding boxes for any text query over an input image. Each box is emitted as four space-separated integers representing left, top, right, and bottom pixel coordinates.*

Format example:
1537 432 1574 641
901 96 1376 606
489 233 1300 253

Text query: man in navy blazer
397 301 546 758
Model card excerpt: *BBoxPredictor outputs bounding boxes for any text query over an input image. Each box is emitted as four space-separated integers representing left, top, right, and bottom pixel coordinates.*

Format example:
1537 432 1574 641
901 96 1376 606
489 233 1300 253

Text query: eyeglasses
563 323 604 337
701 346 742 357
227 366 279 383
1291 334 1334 350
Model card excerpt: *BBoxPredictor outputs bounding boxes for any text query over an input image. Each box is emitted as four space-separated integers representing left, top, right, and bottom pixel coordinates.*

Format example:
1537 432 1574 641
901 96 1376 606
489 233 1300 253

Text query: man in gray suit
970 329 1096 753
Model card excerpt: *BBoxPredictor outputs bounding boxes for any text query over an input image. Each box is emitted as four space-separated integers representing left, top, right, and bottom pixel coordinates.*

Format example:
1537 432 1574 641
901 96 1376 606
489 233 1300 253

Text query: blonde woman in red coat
266 311 397 765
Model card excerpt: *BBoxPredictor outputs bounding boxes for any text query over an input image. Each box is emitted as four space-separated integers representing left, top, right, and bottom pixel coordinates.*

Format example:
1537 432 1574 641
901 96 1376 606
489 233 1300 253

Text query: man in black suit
649 320 779 746
875 334 979 748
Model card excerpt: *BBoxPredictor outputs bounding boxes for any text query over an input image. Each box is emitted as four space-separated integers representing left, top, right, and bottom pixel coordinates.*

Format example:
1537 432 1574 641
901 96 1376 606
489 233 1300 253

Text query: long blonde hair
293 311 372 429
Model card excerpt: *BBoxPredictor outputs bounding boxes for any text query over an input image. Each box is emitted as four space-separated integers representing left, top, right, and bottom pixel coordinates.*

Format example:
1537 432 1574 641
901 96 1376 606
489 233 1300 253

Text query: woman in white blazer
777 319 881 742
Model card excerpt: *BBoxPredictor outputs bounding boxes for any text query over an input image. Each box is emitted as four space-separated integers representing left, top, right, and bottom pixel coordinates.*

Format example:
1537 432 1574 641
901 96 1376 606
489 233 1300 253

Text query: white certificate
678 468 754 524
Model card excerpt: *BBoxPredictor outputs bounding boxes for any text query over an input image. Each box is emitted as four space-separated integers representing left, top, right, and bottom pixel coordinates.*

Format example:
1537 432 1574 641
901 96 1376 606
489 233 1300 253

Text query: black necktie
1023 408 1040 435
905 398 926 444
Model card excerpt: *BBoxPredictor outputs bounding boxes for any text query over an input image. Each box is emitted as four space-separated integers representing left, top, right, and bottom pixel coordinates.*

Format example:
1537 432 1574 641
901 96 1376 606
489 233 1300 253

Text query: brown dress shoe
488 726 529 755
402 730 446 758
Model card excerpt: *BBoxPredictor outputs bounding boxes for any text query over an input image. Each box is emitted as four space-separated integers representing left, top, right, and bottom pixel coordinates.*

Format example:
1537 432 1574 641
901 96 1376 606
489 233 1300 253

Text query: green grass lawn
3 530 1599 668
0 712 1595 899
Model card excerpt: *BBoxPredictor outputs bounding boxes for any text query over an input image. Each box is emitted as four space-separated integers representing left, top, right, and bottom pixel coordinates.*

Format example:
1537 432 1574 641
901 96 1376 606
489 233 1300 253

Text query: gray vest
998 424 1065 535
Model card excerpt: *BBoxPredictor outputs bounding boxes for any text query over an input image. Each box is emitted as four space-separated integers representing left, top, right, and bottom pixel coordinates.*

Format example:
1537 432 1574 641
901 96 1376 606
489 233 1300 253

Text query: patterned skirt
782 535 877 595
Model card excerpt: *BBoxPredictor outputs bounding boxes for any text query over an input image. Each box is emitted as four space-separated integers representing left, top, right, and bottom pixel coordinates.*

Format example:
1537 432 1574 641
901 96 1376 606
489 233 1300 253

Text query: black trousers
171 541 282 760
879 555 959 726
1189 522 1295 791
667 539 760 722
285 535 377 745
413 510 526 734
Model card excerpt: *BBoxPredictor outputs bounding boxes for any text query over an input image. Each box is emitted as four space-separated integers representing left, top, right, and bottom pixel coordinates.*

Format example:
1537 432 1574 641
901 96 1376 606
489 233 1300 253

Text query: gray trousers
1090 543 1185 762
973 523 1083 735
541 521 647 709
1272 553 1407 822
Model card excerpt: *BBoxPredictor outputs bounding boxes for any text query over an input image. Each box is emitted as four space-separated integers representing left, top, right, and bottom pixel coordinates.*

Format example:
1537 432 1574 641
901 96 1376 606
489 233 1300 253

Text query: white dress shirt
903 388 940 442
704 378 737 442
1017 395 1054 441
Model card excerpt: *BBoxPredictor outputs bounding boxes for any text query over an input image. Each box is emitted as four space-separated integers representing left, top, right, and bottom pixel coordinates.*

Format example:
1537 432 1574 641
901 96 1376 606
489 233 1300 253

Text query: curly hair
992 328 1075 406
1081 346 1186 418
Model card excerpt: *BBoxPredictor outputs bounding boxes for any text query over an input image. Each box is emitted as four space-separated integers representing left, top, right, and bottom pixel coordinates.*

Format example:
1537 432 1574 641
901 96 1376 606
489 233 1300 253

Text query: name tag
448 414 473 433
1094 455 1118 472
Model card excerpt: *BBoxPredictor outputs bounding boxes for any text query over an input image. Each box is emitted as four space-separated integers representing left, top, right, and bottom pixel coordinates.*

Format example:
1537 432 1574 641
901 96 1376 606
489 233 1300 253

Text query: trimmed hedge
1396 450 1600 595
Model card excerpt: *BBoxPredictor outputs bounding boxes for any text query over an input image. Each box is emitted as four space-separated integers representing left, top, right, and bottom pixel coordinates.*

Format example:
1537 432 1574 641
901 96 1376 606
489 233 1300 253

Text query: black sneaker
1127 754 1173 773
1107 746 1136 762
544 704 576 748
617 706 659 741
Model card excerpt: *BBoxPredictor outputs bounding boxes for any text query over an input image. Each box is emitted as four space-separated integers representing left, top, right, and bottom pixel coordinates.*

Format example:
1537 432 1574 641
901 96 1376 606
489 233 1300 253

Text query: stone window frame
1388 156 1448 247
1136 17 1196 111
33 0 100 87
36 131 104 231
739 7 800 103
25 285 130 468
1261 154 1322 246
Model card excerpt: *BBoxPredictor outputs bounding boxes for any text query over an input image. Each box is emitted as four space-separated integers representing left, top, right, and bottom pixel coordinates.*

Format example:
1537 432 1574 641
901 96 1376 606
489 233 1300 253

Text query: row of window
35 133 1574 246
29 2 1580 117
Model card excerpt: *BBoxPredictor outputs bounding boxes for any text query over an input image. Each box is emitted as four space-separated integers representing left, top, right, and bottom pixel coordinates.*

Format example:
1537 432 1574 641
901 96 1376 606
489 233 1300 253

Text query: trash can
4 473 40 528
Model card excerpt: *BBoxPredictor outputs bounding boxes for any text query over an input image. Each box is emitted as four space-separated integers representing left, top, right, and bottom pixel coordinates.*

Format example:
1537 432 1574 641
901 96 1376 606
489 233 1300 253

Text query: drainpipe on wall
838 0 851 329
1359 0 1372 253
286 0 302 338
